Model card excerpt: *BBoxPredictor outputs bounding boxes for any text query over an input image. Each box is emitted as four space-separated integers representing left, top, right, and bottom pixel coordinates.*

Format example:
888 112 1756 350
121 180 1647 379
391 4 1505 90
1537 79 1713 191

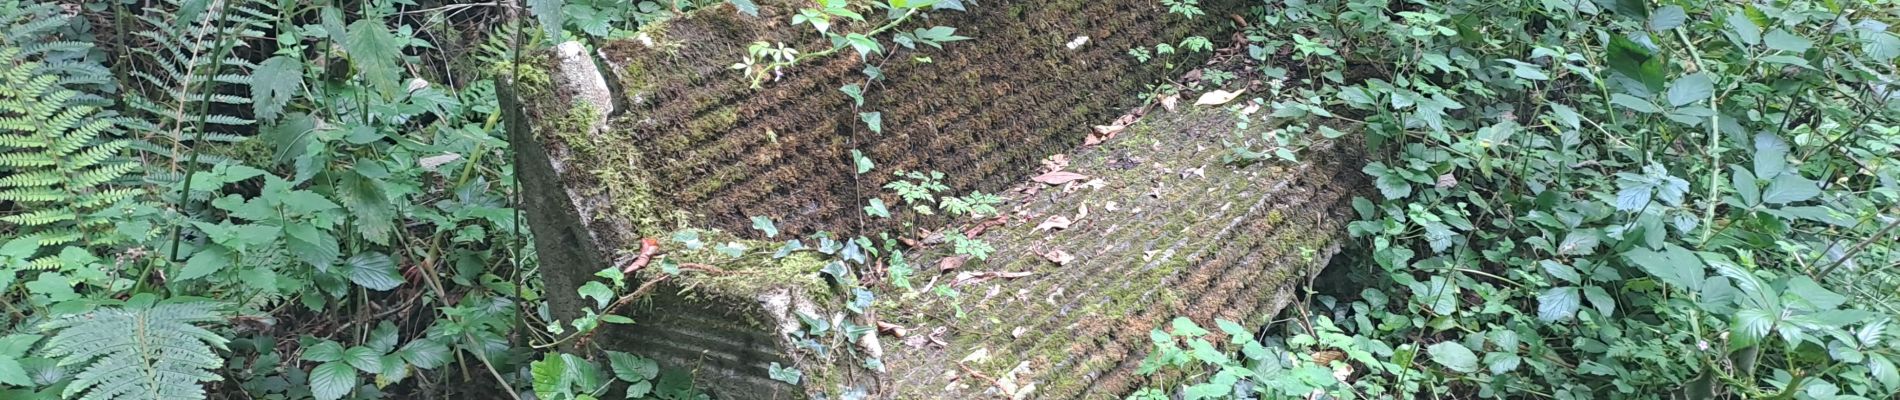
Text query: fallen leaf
1035 216 1073 232
954 271 1035 286
1080 179 1108 190
1240 102 1261 115
1160 93 1181 111
1012 326 1028 338
1040 154 1069 173
1183 165 1206 179
1436 172 1458 189
961 348 991 364
929 326 949 346
1076 204 1089 220
1105 201 1120 211
1031 171 1088 185
1042 249 1076 265
419 153 462 171
1195 89 1245 106
877 321 908 337
938 255 970 272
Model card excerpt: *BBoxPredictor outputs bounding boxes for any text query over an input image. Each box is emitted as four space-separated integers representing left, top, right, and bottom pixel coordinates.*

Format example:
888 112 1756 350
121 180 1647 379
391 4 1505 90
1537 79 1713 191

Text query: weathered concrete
507 0 1367 398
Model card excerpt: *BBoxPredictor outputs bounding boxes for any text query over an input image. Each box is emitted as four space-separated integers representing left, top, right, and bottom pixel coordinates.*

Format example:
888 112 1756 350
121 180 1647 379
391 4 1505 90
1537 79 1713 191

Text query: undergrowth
1135 0 1900 399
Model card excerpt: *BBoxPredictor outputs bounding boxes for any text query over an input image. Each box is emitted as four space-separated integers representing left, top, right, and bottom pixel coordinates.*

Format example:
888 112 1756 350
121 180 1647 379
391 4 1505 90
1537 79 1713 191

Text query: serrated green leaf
1762 173 1820 204
179 245 231 281
253 56 303 121
1624 244 1705 291
343 252 403 291
343 346 382 374
607 351 659 383
1427 341 1479 373
310 361 357 400
1538 287 1581 321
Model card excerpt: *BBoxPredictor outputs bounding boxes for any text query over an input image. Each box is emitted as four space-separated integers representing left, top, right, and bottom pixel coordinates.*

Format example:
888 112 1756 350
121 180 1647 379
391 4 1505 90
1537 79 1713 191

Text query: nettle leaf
1557 229 1599 255
339 171 396 245
252 56 303 121
1427 341 1479 373
1538 286 1581 322
1541 260 1581 284
345 19 403 98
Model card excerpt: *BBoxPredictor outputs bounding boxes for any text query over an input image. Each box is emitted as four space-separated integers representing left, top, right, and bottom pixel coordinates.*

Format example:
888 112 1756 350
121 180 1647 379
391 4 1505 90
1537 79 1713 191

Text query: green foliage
0 48 137 249
38 297 227 400
1145 0 1900 398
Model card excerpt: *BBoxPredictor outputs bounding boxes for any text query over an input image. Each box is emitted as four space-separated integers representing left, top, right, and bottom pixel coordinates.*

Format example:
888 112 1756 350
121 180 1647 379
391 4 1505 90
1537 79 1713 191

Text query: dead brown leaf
1035 215 1073 232
1031 171 1088 185
877 321 909 338
938 255 970 272
1042 249 1076 265
1160 93 1181 111
1040 154 1069 173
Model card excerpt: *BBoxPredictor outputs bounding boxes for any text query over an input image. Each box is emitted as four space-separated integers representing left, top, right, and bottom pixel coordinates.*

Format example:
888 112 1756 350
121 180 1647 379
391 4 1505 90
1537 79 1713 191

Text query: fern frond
40 301 229 400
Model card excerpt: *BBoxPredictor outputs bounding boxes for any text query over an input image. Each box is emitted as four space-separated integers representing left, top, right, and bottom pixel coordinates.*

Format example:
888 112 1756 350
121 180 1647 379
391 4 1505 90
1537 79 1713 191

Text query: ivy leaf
1762 173 1820 204
840 84 864 106
578 281 613 309
1538 287 1581 321
343 252 403 291
767 362 802 384
252 56 303 121
852 149 875 174
1665 73 1714 107
864 198 891 218
1427 341 1480 373
859 112 882 134
750 216 779 238
727 0 759 16
310 361 358 400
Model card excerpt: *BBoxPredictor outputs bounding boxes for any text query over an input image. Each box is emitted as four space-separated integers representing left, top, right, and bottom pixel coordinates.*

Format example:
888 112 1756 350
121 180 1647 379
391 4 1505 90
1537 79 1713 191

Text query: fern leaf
40 301 229 400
